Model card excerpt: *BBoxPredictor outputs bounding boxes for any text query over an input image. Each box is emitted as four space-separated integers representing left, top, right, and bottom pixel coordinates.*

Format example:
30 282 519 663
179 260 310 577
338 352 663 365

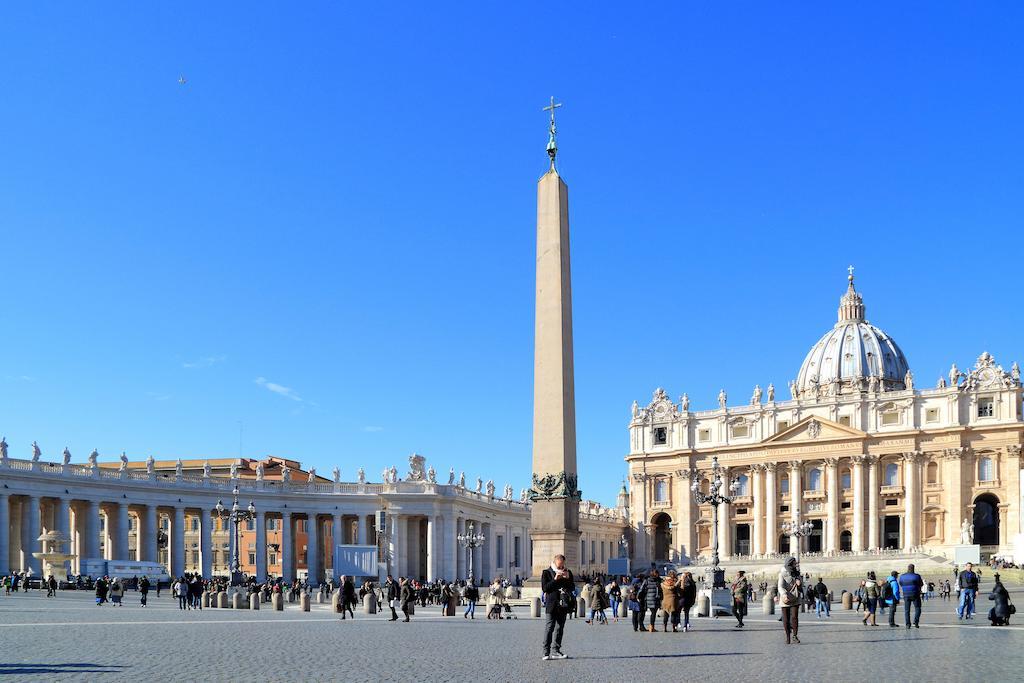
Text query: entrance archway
734 524 750 556
651 513 672 561
973 494 1000 546
808 520 823 552
840 530 852 552
883 516 900 549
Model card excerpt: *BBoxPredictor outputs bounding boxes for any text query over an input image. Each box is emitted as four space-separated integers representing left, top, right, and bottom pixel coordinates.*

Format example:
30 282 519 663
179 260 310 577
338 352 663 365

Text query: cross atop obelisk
529 96 581 579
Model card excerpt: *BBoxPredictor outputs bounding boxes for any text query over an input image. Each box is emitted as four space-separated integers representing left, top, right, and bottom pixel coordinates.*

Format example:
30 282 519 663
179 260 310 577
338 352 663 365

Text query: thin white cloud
255 377 302 402
182 355 226 369
362 425 384 433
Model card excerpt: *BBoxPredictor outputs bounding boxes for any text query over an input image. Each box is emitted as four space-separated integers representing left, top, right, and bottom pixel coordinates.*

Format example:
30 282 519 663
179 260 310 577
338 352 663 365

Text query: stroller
502 602 518 620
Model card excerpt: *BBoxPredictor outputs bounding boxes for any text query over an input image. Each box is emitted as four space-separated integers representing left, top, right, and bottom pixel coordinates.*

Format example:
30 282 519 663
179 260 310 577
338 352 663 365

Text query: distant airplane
178 75 187 85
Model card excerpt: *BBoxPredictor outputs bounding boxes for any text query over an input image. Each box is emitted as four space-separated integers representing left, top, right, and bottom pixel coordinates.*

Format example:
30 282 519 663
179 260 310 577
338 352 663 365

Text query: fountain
32 530 77 583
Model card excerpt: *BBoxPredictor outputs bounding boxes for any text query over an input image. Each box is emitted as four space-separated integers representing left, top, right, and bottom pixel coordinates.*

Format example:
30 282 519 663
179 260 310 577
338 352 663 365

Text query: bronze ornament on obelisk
528 97 581 576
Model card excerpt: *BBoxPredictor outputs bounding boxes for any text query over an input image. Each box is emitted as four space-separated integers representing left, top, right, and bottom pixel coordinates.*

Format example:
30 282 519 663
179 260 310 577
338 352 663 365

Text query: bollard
762 594 775 615
250 593 260 610
530 597 541 618
697 593 710 617
217 592 228 608
576 597 586 618
408 602 415 615
232 592 243 609
619 599 628 618
209 592 218 608
445 595 457 617
317 591 326 604
363 592 377 614
332 590 342 613
300 593 310 612
272 593 284 611
842 591 853 610
202 592 211 608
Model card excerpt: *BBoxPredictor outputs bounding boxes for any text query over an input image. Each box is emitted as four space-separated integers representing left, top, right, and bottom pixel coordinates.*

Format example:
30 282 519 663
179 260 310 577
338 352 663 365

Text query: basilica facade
627 273 1023 566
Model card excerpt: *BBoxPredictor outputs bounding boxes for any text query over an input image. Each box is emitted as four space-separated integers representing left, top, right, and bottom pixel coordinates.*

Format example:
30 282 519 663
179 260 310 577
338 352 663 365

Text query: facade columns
789 462 802 553
456 518 465 579
143 505 158 563
943 449 965 543
200 510 213 577
254 510 267 581
426 516 436 582
281 511 293 582
851 456 865 551
1004 446 1020 544
26 496 41 575
172 507 186 577
764 463 778 554
115 502 129 561
867 456 879 549
357 514 368 546
0 494 8 575
391 514 406 578
87 501 101 564
675 470 697 560
751 466 764 556
307 513 320 583
903 452 920 550
824 458 839 553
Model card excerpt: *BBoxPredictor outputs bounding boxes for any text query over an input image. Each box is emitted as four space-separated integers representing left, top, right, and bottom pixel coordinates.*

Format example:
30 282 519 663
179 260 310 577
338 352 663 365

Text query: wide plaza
1 586 1021 682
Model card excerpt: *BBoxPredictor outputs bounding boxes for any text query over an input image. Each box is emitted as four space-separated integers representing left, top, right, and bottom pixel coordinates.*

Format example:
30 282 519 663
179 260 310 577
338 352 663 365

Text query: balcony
651 499 672 509
802 490 827 501
880 485 904 496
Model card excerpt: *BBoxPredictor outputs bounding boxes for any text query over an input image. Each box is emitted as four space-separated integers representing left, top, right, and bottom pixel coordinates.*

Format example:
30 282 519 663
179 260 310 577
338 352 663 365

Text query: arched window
735 474 749 496
780 475 789 495
808 468 822 491
701 478 710 495
884 463 899 486
926 461 938 484
840 530 852 552
978 457 994 482
654 479 668 502
840 469 851 490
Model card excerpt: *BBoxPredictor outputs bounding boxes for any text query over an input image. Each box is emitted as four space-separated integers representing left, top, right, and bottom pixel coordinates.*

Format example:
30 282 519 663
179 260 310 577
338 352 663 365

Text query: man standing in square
541 554 575 661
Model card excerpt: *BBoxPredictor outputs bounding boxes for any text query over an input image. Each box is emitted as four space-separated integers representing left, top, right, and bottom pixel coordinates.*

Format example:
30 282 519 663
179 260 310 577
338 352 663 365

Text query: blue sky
1 3 1021 507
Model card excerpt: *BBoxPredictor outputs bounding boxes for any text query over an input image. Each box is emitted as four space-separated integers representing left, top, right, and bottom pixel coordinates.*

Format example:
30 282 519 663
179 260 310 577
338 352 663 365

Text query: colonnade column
751 466 764 556
172 507 185 577
718 467 732 558
676 470 696 560
789 461 802 553
87 501 101 564
26 496 41 575
200 510 213 577
866 456 879 549
425 516 436 582
903 452 920 550
307 513 320 583
254 510 267 581
390 514 405 578
0 494 9 575
115 502 129 561
281 511 293 582
764 463 778 554
824 458 839 553
144 505 158 563
943 449 965 544
456 518 465 579
357 513 368 546
851 456 865 551
56 498 71 572
330 513 343 582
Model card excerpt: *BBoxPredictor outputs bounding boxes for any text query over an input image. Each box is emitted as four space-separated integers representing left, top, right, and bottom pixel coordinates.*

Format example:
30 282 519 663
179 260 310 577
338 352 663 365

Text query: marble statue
485 480 495 497
147 455 156 475
788 379 798 400
1012 361 1020 383
63 447 72 465
631 400 639 418
868 375 879 393
680 393 690 411
0 437 7 461
949 363 961 387
904 369 914 391
407 454 426 481
230 461 239 479
308 468 317 483
427 465 436 483
937 377 947 388
381 468 389 483
830 377 841 396
175 459 183 477
751 385 762 405
717 389 727 409
255 462 265 481
520 488 528 502
389 466 398 483
960 518 974 544
89 450 99 467
475 477 483 493
203 461 211 478
332 467 340 483
282 466 292 483
120 451 129 470
448 467 455 485
459 471 466 488
766 383 775 402
31 441 41 461
357 467 365 484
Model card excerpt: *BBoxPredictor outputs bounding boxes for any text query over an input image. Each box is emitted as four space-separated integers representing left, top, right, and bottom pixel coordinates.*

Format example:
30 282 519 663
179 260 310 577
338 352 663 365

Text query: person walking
95 576 109 606
540 554 575 661
640 569 662 633
487 578 505 620
463 580 479 619
987 573 1013 626
813 578 830 618
627 581 642 632
339 575 356 620
608 580 622 622
731 570 749 628
898 563 924 629
46 575 57 598
590 581 610 624
660 570 681 632
680 571 697 632
109 578 124 606
778 557 802 645
139 576 150 607
383 575 399 621
399 578 415 622
861 571 880 626
957 562 979 620
884 571 901 627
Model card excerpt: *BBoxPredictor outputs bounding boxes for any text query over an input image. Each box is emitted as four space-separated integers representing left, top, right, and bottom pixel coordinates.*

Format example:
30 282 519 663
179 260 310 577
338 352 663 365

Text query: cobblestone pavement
1 588 1022 682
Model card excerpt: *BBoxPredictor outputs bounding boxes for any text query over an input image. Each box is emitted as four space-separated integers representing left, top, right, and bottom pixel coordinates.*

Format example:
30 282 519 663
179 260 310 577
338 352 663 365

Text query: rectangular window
978 398 994 418
496 535 504 569
881 411 900 426
191 551 199 565
731 424 749 438
128 518 135 531
777 420 790 432
581 540 586 563
838 415 851 427
246 519 255 531
698 429 711 442
248 553 256 565
780 505 789 513
161 518 169 530
269 552 278 566
925 408 940 423
601 542 606 563
514 537 521 567
590 540 596 564
841 501 851 510
735 508 748 515
191 518 199 531
885 499 898 506
653 427 667 445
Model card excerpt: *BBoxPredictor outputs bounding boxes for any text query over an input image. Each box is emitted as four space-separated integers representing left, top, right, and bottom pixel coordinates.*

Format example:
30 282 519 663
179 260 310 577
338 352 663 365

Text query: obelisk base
528 498 581 584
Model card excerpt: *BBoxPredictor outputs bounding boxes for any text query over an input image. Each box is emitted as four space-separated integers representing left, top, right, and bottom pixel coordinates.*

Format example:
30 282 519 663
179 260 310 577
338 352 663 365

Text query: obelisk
529 97 581 577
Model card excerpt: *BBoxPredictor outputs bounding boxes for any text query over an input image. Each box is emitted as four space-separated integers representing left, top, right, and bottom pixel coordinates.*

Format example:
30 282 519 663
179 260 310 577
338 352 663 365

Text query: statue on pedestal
717 389 727 409
63 447 72 465
381 467 389 483
255 462 264 481
281 466 291 483
230 461 239 479
680 393 690 411
332 467 340 483
389 465 398 483
904 370 914 391
937 377 947 388
766 383 775 402
485 480 495 497
0 437 7 462
427 465 436 483
960 518 974 545
458 471 466 488
89 450 99 468
789 380 798 400
120 451 129 471
949 363 961 387
475 477 483 493
520 488 529 502
357 467 365 484
31 441 41 462
307 468 317 483
448 467 455 485
175 459 183 477
202 461 211 478
631 400 639 418
148 455 156 476
751 385 762 405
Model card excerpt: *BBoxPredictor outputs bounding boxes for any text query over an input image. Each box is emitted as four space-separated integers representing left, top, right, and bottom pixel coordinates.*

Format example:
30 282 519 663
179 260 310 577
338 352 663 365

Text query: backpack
881 580 893 601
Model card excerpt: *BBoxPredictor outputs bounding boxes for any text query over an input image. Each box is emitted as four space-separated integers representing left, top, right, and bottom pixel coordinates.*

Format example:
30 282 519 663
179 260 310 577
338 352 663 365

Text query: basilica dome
793 273 910 399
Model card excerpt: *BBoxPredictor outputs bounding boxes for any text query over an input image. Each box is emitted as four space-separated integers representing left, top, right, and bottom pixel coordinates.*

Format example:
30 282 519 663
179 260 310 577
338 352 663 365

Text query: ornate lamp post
689 456 739 588
457 522 485 585
214 487 256 587
782 519 813 569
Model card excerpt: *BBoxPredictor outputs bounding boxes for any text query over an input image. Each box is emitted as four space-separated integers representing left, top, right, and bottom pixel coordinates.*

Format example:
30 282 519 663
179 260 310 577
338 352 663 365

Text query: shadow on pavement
0 662 125 675
580 652 762 660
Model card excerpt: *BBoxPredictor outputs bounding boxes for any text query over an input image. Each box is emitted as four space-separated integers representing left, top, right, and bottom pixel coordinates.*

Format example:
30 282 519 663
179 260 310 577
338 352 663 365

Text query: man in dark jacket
541 554 575 661
399 578 415 622
897 563 924 628
384 575 399 621
813 578 830 618
957 562 979 620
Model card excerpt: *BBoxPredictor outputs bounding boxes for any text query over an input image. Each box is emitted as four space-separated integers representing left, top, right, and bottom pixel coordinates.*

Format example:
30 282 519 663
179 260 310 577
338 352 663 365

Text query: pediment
762 416 866 444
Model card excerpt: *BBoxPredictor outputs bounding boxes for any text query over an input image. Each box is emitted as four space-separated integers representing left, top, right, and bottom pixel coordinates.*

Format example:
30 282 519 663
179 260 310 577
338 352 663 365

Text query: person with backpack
898 563 924 629
861 571 880 626
626 582 642 632
778 557 802 645
884 571 901 627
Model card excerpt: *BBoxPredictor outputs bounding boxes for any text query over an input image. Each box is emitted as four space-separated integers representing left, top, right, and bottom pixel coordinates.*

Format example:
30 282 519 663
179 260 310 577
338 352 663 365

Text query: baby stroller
502 602 518 620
